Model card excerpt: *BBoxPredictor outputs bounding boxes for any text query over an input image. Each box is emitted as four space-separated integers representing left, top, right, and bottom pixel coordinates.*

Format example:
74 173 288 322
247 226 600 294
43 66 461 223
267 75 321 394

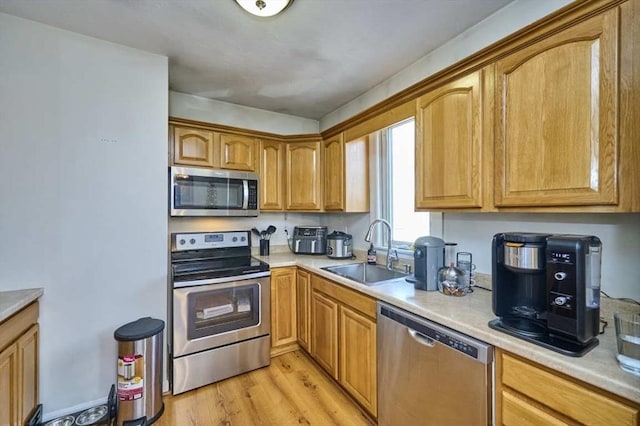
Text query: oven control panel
173 231 249 251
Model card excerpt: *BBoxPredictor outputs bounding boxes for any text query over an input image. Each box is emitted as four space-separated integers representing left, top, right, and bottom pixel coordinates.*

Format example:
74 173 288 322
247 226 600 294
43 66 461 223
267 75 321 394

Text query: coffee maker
489 232 602 356
406 236 445 291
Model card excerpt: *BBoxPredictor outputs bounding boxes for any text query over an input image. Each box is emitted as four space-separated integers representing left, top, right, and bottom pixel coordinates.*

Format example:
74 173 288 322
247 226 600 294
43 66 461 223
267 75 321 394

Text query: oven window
186 283 260 339
175 175 244 209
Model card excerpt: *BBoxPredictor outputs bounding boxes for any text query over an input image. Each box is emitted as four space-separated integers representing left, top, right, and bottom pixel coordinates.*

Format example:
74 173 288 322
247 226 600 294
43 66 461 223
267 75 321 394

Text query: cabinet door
416 70 483 209
344 136 369 212
296 269 311 352
259 140 286 210
494 9 618 208
286 142 322 210
323 135 345 211
172 126 216 167
311 291 338 379
270 268 297 354
0 343 18 426
219 133 256 171
339 305 377 416
17 324 38 425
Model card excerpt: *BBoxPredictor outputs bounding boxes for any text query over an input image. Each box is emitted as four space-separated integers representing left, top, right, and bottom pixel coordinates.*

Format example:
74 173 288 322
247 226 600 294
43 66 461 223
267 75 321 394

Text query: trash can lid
114 317 165 341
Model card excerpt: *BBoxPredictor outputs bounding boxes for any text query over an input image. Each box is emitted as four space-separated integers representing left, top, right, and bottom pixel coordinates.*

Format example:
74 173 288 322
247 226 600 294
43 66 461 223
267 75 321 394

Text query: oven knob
241 236 246 241
232 237 238 242
179 239 185 246
190 238 196 245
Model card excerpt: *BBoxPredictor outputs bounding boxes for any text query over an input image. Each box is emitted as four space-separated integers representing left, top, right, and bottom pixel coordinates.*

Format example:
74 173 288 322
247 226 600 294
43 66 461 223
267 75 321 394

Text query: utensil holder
259 239 269 256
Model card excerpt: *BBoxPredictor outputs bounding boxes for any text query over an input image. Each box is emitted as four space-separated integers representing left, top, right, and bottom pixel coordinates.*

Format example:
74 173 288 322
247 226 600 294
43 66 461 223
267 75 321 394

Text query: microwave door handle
242 180 249 209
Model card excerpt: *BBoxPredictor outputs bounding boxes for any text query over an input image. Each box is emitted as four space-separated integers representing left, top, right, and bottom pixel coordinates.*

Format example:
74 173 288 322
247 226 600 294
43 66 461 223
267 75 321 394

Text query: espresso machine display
489 232 602 356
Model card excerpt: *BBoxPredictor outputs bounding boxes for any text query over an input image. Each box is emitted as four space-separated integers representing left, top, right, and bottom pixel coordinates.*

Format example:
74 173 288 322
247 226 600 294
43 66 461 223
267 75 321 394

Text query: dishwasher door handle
408 328 435 347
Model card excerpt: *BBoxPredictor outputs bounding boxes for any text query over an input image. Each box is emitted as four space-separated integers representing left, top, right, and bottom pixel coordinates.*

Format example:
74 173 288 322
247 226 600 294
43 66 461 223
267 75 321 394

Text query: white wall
320 0 573 130
169 212 322 251
170 91 319 135
0 13 168 418
444 213 640 300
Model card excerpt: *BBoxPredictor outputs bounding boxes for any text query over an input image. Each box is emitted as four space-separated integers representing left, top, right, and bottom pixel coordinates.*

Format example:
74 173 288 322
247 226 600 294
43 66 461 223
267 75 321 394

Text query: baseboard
270 342 300 357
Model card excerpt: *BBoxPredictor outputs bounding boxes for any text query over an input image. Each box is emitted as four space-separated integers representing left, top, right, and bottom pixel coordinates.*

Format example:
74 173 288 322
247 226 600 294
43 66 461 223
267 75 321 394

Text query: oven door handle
173 271 271 288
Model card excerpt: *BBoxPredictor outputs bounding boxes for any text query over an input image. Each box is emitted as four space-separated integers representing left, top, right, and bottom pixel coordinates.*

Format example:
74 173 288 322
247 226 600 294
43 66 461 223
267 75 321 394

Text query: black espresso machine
489 232 602 356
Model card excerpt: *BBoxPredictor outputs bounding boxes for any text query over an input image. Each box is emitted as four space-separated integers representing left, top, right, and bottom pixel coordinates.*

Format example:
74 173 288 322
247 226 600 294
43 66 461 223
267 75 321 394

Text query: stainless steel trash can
114 317 165 425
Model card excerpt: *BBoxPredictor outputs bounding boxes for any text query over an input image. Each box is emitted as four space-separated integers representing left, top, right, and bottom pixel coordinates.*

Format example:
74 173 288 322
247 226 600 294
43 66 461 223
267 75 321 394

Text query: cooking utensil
266 225 276 239
251 228 261 238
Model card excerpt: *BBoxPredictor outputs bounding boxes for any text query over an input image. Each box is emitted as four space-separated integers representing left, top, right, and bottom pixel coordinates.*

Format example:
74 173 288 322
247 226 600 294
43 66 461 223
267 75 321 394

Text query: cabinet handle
408 329 435 348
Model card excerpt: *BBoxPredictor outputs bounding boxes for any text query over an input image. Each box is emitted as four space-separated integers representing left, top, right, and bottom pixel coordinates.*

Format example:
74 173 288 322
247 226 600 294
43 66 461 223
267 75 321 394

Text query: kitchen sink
321 263 408 286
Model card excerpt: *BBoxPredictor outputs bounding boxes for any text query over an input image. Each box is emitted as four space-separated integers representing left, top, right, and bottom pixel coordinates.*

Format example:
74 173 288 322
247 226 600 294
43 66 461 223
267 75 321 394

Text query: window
370 118 430 251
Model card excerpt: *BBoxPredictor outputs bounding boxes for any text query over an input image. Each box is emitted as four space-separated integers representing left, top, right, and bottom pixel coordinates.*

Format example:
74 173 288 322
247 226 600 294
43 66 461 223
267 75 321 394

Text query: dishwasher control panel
433 331 479 359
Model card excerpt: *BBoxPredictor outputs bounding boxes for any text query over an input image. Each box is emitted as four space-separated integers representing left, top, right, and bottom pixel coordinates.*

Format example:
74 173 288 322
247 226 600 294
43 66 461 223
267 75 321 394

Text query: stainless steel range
170 231 271 395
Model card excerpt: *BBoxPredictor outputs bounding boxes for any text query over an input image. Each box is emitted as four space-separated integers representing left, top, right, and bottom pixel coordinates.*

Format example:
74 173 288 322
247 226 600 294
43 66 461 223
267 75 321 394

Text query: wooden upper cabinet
415 70 483 209
259 139 286 210
286 141 322 210
494 9 619 208
323 135 345 210
324 134 370 212
172 126 216 168
219 133 257 171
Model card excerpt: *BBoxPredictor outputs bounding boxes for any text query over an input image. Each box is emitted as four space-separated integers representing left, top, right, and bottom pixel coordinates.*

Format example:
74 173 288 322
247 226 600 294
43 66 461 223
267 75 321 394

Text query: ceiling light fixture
235 0 294 17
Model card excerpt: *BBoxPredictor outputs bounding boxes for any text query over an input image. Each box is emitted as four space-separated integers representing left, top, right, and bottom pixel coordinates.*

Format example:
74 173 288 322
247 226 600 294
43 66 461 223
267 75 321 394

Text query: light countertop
0 288 44 323
257 251 640 404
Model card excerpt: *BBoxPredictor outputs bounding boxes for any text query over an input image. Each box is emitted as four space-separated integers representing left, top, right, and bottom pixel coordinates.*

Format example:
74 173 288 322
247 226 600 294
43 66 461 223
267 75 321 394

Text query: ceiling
0 0 513 119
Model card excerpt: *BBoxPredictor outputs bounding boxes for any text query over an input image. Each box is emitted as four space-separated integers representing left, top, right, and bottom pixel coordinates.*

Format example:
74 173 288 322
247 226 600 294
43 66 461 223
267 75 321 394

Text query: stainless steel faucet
364 218 398 270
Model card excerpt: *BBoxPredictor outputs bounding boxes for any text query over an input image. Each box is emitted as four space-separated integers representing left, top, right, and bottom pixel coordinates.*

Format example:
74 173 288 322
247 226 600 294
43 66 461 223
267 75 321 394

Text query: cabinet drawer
501 353 639 426
502 389 568 426
312 275 376 319
0 302 38 352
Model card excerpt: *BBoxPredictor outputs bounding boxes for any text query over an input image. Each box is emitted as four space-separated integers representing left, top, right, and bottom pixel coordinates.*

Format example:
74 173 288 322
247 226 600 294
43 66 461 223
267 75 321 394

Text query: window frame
369 118 442 255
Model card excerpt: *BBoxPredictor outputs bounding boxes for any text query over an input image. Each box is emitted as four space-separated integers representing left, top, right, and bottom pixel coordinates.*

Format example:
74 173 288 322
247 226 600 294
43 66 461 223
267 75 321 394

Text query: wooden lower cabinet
0 302 39 426
311 274 378 417
296 268 312 352
311 291 339 379
496 348 640 426
339 305 377 416
270 267 298 356
0 342 19 426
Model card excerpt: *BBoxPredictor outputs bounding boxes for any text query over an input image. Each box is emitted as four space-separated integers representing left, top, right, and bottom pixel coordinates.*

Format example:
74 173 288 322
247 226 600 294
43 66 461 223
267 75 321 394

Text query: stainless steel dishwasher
377 302 494 426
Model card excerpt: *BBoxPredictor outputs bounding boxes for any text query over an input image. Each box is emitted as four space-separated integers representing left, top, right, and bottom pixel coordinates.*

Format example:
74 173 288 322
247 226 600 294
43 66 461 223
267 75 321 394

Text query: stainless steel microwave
170 166 259 217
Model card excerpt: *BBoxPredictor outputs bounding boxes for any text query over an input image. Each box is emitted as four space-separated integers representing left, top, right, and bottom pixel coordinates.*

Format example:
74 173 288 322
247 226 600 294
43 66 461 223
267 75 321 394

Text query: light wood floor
155 350 375 426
